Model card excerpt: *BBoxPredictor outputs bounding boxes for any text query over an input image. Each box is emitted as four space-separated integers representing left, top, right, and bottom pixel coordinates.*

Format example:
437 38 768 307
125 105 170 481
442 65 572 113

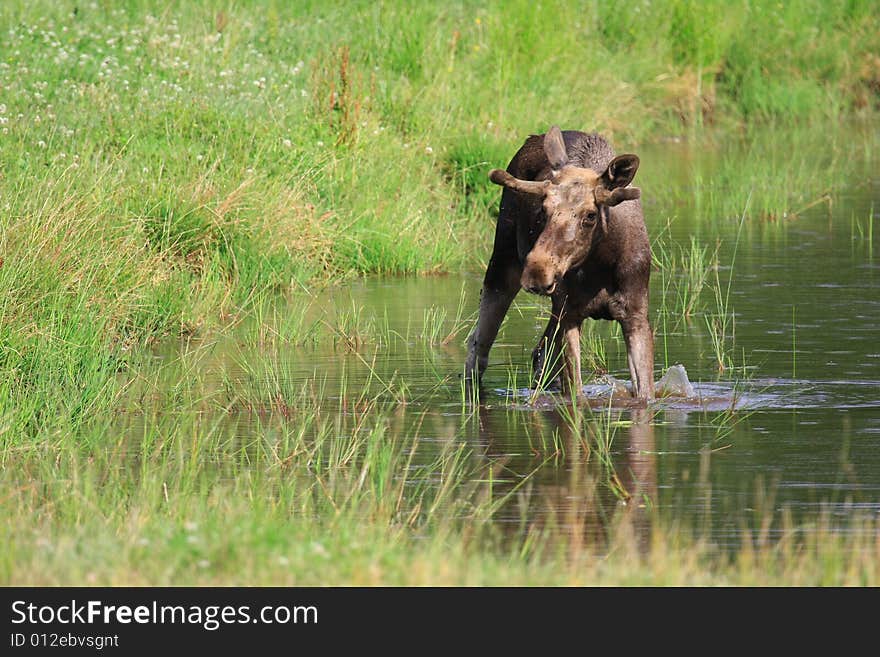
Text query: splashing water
656 364 696 397
593 364 695 399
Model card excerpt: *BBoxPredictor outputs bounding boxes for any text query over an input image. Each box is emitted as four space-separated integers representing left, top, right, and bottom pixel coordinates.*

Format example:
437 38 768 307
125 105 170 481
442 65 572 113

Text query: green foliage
0 0 878 584
0 0 876 436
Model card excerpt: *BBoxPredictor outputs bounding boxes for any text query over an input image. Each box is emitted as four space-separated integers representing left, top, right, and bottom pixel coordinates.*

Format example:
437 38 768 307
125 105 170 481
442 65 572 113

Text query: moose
464 126 655 400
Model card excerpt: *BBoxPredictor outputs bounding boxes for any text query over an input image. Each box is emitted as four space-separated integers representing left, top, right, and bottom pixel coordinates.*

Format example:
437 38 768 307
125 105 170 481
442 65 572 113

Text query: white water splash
594 364 696 398
656 364 696 397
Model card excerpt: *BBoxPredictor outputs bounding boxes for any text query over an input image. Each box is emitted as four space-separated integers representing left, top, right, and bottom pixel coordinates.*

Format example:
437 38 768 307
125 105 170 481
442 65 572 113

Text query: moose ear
601 154 640 190
543 125 568 171
595 186 641 207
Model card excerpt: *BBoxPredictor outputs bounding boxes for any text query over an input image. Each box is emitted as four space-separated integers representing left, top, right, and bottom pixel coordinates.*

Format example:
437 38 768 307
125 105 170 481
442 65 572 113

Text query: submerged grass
7 292 872 587
3 372 877 585
2 298 878 585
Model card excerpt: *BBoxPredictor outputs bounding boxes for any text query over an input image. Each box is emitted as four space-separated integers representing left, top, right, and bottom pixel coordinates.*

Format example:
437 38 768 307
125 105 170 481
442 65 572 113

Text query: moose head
489 125 641 295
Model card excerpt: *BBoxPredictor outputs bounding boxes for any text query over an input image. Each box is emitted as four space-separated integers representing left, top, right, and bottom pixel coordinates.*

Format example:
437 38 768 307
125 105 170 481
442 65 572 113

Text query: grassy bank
1 1 879 585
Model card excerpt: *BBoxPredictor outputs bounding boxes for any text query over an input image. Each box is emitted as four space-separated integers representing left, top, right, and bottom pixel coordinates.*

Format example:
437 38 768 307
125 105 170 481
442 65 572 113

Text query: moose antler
488 169 550 195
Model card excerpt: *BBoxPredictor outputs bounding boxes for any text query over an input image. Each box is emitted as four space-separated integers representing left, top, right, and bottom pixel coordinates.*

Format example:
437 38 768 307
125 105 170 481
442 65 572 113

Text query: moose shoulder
465 126 655 400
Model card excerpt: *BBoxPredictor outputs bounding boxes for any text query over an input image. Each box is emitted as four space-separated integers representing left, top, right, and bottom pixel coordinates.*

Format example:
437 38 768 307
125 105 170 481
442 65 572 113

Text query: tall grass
3 373 877 585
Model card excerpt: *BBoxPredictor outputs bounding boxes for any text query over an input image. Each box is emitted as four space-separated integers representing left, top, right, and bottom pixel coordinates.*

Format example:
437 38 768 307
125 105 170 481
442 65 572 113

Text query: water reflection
471 404 657 553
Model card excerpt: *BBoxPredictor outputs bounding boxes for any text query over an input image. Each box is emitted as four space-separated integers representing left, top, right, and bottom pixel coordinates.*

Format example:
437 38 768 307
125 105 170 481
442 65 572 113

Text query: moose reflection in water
471 405 657 553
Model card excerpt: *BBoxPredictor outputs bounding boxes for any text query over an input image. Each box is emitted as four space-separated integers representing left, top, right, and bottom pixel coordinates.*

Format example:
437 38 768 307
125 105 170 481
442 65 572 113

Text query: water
157 127 880 550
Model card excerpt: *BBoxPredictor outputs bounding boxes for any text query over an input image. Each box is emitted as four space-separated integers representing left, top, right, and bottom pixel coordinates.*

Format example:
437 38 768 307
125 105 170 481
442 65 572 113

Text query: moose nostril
523 281 555 296
521 268 557 295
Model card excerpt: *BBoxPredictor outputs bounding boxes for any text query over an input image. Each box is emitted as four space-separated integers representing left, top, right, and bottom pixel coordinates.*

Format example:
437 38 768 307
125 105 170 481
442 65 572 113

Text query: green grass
1 0 879 585
3 359 878 585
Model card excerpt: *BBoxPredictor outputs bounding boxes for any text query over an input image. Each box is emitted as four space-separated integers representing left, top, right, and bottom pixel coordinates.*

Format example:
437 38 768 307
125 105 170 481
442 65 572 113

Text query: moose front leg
465 270 521 391
621 315 655 400
560 321 584 399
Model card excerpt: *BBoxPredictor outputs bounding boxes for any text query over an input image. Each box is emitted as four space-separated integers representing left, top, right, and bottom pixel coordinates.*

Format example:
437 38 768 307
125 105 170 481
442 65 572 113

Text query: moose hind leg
531 336 563 389
531 298 568 389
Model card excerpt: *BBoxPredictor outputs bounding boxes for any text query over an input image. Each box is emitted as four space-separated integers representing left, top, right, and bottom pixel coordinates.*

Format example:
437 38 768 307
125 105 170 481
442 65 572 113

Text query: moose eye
584 211 598 224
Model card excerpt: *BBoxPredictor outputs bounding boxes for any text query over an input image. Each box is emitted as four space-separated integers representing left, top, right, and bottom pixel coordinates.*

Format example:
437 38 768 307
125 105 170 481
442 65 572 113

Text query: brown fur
465 126 655 400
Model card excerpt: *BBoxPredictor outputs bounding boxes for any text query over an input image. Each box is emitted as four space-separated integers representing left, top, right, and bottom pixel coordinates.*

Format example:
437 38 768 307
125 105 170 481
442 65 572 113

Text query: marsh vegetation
1 1 878 585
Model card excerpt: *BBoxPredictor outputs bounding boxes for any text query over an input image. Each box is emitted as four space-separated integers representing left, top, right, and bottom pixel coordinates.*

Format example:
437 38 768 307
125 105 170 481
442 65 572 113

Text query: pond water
160 125 880 550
